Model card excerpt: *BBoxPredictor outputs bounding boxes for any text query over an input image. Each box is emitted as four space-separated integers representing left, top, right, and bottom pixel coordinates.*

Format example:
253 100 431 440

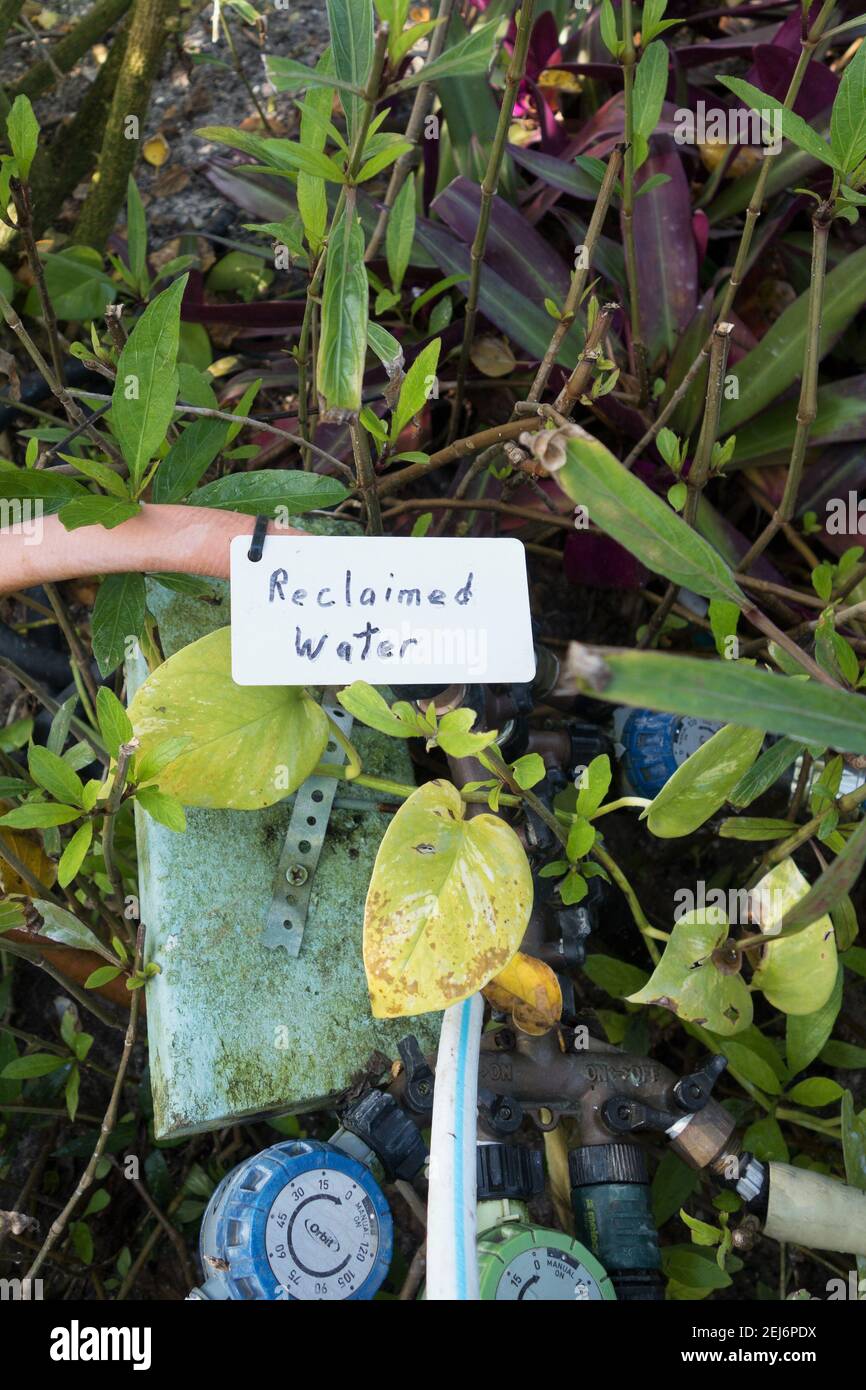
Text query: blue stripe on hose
453 999 473 1299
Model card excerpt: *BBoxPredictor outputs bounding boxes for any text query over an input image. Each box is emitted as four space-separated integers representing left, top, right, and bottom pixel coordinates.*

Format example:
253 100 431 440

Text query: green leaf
824 1041 866 1069
718 817 794 840
255 139 347 183
135 785 187 832
83 1188 111 1218
297 49 335 252
680 1208 722 1247
575 754 612 818
65 1064 80 1122
555 429 744 606
627 909 753 1036
568 648 866 754
96 686 134 759
152 417 227 503
633 43 669 170
64 455 130 500
662 1245 731 1291
126 176 147 286
128 627 329 809
386 176 416 294
830 40 866 176
718 78 839 171
566 815 595 861
36 248 117 321
363 778 532 1016
435 708 496 758
317 210 368 416
6 94 39 179
337 681 423 738
28 901 116 961
264 54 362 98
28 744 84 808
787 1077 843 1107
742 1116 789 1163
777 815 866 937
91 573 147 677
134 736 189 784
58 822 94 889
1 1052 67 1079
729 737 804 808
511 752 546 791
646 725 765 838
357 140 413 183
582 952 649 997
708 598 740 659
326 0 373 139
395 20 498 91
111 275 187 485
70 1221 94 1264
599 0 619 57
841 1090 866 1192
85 964 124 989
391 338 440 442
0 803 81 828
719 246 866 433
652 1151 701 1227
709 1027 786 1095
57 496 141 532
750 859 838 1016
188 468 347 516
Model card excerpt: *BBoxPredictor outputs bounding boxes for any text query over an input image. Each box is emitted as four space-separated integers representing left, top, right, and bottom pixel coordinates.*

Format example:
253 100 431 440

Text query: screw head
287 864 308 886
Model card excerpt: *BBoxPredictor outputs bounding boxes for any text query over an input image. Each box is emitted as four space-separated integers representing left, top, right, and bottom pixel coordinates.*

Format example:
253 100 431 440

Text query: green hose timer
475 1145 614 1301
477 1205 614 1300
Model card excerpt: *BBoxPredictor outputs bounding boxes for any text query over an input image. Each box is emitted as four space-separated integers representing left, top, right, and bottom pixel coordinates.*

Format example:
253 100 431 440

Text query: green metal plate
130 528 440 1139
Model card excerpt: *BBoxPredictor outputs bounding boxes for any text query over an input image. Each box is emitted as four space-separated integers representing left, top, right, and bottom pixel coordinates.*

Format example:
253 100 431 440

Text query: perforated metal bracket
263 694 354 956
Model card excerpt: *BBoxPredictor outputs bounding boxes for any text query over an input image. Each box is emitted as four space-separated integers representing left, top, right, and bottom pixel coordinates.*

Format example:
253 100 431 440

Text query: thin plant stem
365 0 456 263
378 415 546 496
554 302 619 416
0 290 124 467
351 418 383 534
101 739 137 921
24 924 144 1282
448 0 537 440
591 840 663 964
736 207 833 574
220 11 274 134
620 0 648 405
715 0 836 325
43 582 99 719
10 176 65 388
65 389 355 483
528 147 624 403
640 323 733 644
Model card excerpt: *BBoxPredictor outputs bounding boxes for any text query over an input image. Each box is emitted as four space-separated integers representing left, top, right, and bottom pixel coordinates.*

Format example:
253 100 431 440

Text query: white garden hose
426 994 484 1300
764 1163 866 1256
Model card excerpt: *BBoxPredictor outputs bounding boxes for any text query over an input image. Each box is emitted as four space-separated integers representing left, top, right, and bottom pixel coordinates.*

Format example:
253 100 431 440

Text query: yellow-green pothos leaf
554 428 745 607
128 627 328 809
317 210 368 417
646 724 765 838
749 859 838 1016
363 779 533 1017
627 908 753 1036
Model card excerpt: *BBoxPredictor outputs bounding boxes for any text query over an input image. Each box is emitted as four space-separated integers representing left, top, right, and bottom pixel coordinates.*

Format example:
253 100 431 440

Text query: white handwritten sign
230 535 535 685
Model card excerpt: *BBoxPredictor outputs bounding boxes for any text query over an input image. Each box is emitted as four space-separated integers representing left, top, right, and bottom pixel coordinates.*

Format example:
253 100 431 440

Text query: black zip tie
248 515 269 563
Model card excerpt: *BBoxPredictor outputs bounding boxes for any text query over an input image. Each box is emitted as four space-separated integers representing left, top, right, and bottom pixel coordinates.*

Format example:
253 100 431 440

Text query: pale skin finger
0 504 306 598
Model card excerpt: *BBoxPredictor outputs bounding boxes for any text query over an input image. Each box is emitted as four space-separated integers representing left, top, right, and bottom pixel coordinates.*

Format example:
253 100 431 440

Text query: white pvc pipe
764 1163 866 1256
425 994 484 1300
